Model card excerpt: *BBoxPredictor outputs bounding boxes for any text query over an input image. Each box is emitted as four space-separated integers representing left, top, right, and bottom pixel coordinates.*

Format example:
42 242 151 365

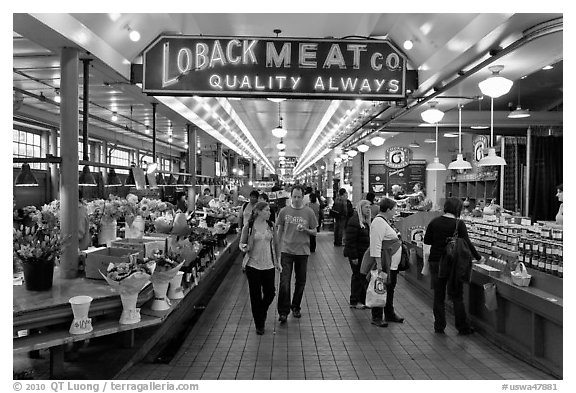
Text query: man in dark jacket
332 188 353 246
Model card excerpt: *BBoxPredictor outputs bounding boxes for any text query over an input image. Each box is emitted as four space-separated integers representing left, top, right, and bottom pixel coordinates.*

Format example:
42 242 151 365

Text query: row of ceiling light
333 64 518 171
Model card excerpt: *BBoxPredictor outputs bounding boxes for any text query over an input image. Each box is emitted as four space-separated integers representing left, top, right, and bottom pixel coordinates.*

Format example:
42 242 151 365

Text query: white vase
69 295 93 334
151 281 171 311
125 215 145 239
168 271 185 300
119 292 141 324
98 218 117 246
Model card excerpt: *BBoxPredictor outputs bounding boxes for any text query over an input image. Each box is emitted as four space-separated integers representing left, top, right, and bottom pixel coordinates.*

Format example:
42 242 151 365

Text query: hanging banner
142 35 407 100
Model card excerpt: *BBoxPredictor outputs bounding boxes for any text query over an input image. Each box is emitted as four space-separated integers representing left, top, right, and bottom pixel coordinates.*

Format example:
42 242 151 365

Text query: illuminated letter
240 75 252 89
226 40 241 64
323 44 346 69
254 76 265 89
268 76 274 89
177 48 193 74
195 43 209 71
209 40 226 68
340 77 358 91
299 43 318 68
374 79 387 92
225 74 238 88
347 44 367 69
386 53 401 70
266 42 291 68
162 42 179 88
370 53 383 71
275 76 287 89
388 79 400 93
209 75 223 89
290 76 301 90
328 77 338 91
314 77 325 90
359 78 372 92
242 40 258 64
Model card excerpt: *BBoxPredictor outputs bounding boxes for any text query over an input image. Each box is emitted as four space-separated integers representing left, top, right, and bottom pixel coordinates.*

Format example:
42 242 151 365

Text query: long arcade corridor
118 232 554 380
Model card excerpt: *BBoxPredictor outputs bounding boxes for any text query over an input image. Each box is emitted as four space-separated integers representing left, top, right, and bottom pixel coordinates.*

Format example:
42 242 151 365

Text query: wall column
49 129 59 200
187 125 197 213
59 47 80 278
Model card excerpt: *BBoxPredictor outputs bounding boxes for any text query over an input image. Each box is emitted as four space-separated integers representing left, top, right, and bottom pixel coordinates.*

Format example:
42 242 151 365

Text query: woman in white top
239 202 282 335
555 184 563 225
369 197 405 327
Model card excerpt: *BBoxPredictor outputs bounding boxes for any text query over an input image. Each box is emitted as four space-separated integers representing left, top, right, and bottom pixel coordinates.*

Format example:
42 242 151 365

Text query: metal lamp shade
78 165 97 186
447 153 472 170
15 163 39 187
105 168 122 186
478 148 507 166
426 157 447 171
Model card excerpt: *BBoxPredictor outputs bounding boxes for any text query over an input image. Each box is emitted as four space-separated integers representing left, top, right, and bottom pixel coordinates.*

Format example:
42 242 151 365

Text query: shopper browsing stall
555 184 563 225
344 200 371 309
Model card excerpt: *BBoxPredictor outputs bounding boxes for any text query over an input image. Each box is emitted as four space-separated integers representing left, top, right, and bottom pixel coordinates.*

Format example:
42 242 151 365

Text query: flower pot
69 296 93 334
168 271 185 300
125 215 145 239
22 259 54 291
151 281 171 311
119 292 141 325
98 218 117 246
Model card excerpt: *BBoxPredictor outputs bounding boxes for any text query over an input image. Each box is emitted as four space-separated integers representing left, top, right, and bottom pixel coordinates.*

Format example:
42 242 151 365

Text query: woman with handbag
423 197 484 335
344 200 372 309
369 197 405 327
239 202 282 335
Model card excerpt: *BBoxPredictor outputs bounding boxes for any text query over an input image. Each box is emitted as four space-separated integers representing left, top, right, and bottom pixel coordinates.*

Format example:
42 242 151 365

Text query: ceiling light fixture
448 105 472 170
409 133 420 148
421 101 444 124
478 96 507 166
267 97 286 103
111 112 118 122
370 135 385 146
443 133 458 138
54 89 61 103
271 102 287 138
357 143 370 153
403 40 414 50
279 151 286 157
426 123 446 171
478 65 513 98
341 153 348 160
276 138 286 150
126 25 141 42
145 125 150 134
105 168 122 187
334 156 342 163
14 163 39 187
79 165 97 186
347 150 358 158
542 64 553 70
508 77 531 119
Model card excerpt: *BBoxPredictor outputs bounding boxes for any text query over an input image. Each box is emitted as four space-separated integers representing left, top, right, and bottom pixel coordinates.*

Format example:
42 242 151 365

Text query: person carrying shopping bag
367 197 405 327
344 200 372 309
239 201 282 335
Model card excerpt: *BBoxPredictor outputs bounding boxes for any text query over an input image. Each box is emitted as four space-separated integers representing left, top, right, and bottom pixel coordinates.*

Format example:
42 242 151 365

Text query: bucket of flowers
87 196 123 246
100 255 154 324
13 202 67 291
147 249 185 311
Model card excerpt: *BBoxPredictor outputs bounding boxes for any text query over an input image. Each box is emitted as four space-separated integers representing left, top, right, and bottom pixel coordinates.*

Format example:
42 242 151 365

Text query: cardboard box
110 238 166 258
85 247 141 280
143 233 174 252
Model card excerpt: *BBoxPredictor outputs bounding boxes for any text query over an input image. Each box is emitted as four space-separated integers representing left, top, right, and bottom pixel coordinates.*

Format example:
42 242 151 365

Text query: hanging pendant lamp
105 168 122 186
448 105 472 170
478 97 507 166
125 166 136 186
276 138 286 150
271 102 287 138
156 172 166 186
14 163 39 187
79 165 97 186
478 65 513 98
508 78 530 119
426 123 446 171
421 101 445 124
357 143 370 153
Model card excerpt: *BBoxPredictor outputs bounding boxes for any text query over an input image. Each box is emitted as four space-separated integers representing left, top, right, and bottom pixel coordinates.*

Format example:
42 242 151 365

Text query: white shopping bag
365 270 387 308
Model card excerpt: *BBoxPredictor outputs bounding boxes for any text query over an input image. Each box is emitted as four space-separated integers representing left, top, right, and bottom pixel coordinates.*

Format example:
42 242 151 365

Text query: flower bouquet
146 249 185 311
87 196 123 246
100 256 154 324
13 203 67 291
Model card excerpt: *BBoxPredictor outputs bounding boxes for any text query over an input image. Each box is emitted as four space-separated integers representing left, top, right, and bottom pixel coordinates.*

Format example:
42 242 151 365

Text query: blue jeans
277 253 309 316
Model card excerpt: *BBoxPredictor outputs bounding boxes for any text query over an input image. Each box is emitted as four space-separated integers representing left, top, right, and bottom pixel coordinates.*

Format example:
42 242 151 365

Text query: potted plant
13 202 67 291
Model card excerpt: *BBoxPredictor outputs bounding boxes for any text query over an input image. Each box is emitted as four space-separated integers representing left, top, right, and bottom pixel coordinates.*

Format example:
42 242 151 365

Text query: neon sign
143 35 407 100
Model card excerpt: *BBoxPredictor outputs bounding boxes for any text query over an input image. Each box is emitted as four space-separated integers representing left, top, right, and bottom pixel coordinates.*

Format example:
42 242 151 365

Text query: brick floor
117 232 556 380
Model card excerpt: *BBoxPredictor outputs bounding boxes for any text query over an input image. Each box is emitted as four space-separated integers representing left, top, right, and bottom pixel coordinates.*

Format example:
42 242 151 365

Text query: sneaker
256 327 265 335
371 319 388 328
292 309 302 318
354 303 367 309
278 314 287 323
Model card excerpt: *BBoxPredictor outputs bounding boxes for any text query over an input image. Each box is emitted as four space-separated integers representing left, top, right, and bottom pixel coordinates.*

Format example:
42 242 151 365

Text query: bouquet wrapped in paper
171 212 191 237
213 220 231 235
169 238 202 267
147 250 185 311
100 256 154 324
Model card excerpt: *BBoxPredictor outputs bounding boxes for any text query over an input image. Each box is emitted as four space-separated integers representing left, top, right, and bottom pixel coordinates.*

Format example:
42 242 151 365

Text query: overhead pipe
335 17 563 150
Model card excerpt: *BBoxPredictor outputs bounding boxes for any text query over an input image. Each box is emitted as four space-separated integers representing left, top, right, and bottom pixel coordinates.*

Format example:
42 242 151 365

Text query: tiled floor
118 232 555 380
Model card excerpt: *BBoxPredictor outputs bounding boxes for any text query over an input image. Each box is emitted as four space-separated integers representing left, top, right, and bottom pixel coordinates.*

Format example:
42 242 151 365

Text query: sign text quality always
143 36 407 99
